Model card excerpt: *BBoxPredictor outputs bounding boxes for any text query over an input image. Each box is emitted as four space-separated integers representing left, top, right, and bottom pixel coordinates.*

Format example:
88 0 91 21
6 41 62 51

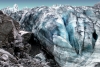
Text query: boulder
0 10 19 49
0 49 17 63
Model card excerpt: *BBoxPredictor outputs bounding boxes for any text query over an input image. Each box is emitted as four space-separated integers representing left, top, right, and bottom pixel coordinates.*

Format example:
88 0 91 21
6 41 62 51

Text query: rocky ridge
0 10 59 67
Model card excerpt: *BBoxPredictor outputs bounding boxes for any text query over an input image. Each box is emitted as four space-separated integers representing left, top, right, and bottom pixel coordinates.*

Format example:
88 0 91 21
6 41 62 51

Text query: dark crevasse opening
93 31 98 41
28 33 60 67
28 33 54 58
28 33 41 57
92 30 98 48
95 62 100 67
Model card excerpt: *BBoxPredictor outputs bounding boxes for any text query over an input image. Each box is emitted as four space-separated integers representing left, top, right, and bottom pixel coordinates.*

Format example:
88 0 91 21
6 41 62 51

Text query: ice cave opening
92 31 98 41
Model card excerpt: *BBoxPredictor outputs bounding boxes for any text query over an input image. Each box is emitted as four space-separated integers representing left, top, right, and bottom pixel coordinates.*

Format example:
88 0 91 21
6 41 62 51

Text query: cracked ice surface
2 4 100 67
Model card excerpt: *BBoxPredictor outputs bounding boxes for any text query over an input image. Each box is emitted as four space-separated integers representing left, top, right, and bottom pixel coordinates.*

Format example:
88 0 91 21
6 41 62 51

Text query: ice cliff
2 3 100 67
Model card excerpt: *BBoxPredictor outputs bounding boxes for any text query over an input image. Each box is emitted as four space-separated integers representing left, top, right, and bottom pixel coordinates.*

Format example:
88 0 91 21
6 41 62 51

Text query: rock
0 49 17 63
24 43 31 53
0 49 51 67
19 31 32 44
0 10 19 49
18 58 50 67
1 54 9 61
35 53 46 62
0 10 3 14
0 11 22 61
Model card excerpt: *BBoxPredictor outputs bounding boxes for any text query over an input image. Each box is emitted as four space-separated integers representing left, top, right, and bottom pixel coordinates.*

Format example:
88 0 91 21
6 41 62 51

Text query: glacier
1 3 100 67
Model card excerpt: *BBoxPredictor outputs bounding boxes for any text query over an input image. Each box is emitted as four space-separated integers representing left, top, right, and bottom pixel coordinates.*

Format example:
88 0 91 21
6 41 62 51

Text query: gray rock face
2 3 100 67
0 11 19 51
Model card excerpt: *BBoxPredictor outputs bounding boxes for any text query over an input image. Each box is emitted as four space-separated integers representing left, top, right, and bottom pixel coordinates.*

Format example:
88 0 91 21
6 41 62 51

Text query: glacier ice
2 4 100 67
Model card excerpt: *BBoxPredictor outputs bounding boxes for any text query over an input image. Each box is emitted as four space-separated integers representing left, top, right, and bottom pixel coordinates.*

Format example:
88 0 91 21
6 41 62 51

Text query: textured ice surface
2 4 100 67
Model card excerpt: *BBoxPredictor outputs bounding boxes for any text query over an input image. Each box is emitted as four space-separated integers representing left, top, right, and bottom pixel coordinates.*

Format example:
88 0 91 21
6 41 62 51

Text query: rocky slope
1 3 100 67
0 10 59 67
